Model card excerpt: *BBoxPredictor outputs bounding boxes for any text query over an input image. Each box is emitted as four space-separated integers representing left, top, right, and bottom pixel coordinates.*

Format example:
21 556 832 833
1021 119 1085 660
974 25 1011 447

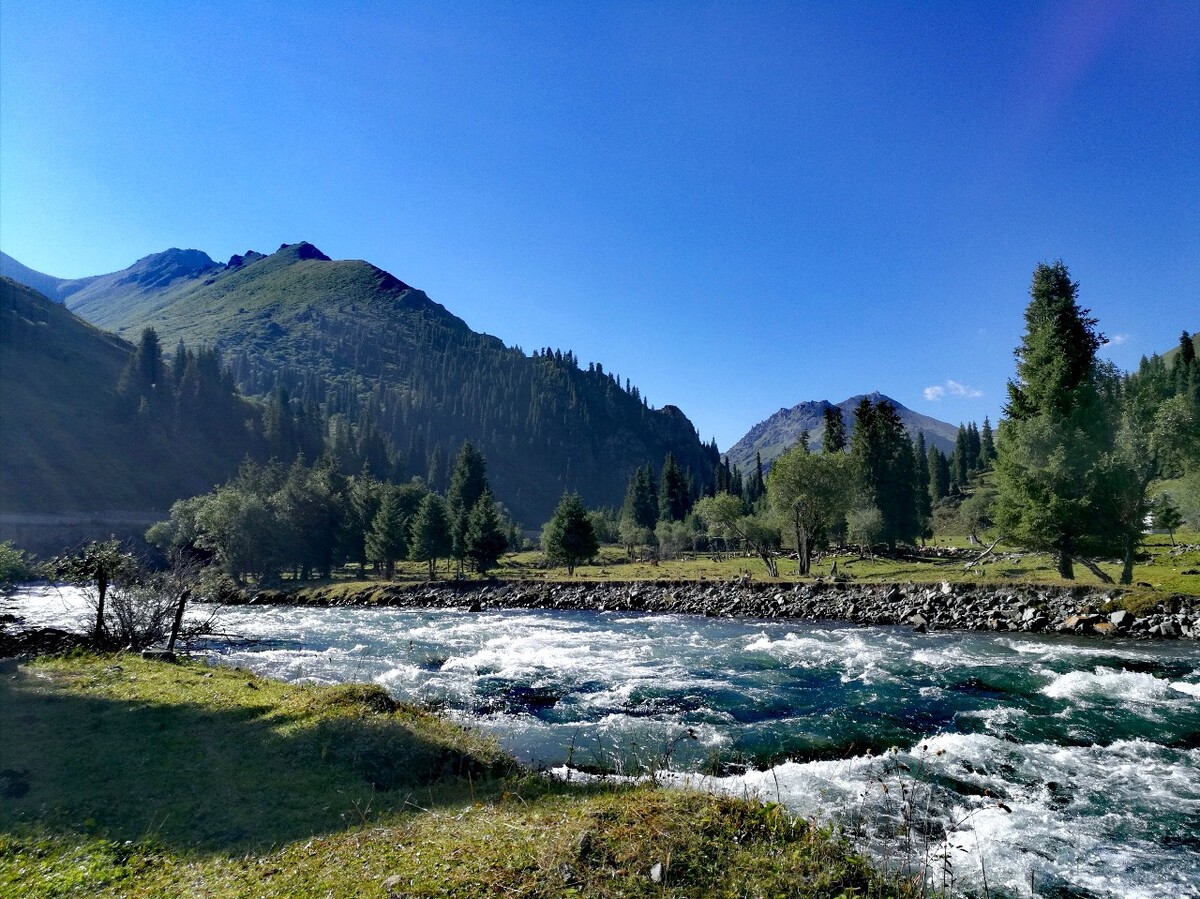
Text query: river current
7 586 1200 898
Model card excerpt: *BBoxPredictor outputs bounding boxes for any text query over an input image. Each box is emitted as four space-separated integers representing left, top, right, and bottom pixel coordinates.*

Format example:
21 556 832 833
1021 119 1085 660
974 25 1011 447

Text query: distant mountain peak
276 241 331 262
726 392 959 472
226 250 266 269
115 248 218 291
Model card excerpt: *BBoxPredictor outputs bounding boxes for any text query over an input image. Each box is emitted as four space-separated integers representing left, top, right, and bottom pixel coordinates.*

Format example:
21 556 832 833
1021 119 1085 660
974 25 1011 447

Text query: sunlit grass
0 654 918 899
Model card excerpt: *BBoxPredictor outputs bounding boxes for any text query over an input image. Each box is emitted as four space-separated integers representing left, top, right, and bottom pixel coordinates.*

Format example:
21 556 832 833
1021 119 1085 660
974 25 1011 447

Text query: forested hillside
0 277 262 513
2 244 717 525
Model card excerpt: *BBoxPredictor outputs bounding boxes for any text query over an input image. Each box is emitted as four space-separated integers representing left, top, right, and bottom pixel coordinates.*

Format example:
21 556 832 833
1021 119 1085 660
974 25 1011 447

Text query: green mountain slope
4 245 716 525
725 392 958 474
0 277 261 514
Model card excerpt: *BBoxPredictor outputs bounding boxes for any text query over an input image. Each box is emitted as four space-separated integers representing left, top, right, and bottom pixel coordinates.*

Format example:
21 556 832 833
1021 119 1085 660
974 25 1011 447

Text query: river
6 585 1200 898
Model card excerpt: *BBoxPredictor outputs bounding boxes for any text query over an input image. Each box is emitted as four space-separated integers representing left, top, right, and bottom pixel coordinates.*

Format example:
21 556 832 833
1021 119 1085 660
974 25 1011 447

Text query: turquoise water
9 587 1200 898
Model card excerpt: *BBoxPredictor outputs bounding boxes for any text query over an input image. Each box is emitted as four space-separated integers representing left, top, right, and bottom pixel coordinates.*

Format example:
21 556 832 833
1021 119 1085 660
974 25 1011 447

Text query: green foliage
1152 493 1183 544
541 493 599 575
447 441 490 572
464 490 508 574
850 398 919 549
0 541 35 594
767 447 858 574
47 539 140 641
995 261 1112 579
822 405 846 453
365 485 411 579
846 505 884 558
0 278 263 514
693 493 781 577
408 493 452 579
658 452 692 521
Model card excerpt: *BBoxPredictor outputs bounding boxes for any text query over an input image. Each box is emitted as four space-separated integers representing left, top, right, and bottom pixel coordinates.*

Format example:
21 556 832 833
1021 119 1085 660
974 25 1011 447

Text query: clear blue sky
2 1 1197 450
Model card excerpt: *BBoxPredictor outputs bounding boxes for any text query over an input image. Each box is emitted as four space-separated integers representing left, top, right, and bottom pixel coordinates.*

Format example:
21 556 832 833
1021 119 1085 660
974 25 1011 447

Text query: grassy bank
293 527 1200 599
1 653 916 898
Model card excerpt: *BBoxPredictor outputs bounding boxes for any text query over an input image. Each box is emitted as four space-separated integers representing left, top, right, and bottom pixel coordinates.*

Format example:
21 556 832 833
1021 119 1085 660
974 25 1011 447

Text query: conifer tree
465 490 508 573
994 260 1110 579
850 397 919 549
914 432 932 535
447 441 489 575
542 493 598 575
822 406 847 453
366 485 409 579
658 452 691 521
980 417 996 467
409 493 452 579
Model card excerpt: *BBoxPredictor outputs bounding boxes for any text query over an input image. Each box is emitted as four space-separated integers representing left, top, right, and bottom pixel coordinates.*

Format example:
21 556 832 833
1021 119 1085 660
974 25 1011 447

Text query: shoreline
250 578 1200 640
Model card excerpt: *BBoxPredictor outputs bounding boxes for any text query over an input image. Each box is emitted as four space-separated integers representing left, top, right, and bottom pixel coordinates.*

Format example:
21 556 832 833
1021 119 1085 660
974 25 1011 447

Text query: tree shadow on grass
0 661 510 854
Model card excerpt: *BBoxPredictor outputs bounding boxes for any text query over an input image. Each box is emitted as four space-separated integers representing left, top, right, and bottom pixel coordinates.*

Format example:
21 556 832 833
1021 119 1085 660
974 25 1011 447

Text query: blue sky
2 1 1197 450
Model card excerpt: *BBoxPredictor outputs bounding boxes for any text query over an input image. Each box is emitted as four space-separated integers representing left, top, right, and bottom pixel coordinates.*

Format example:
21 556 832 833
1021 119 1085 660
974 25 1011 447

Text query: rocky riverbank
257 579 1200 640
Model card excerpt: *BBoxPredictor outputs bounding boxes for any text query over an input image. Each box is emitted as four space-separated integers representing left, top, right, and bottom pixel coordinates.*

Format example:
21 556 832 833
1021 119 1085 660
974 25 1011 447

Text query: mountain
1 244 717 525
0 252 73 302
0 277 262 518
725 392 959 473
0 248 220 313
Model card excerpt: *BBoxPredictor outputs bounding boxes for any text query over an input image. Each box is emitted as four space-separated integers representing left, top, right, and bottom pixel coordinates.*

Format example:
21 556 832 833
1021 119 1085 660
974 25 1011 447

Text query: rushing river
6 586 1200 899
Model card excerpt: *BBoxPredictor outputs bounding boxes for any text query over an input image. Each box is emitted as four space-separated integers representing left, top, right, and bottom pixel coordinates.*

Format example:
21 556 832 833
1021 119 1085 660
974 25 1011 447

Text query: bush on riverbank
0 653 919 898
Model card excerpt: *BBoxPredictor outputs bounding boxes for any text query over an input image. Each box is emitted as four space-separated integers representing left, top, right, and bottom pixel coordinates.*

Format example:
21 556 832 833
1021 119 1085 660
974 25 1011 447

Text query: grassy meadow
0 654 918 899
296 526 1200 599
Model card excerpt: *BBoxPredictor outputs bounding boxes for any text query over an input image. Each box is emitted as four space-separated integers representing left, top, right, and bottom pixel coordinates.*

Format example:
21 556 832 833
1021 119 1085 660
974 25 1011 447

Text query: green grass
289 526 1200 599
0 654 918 899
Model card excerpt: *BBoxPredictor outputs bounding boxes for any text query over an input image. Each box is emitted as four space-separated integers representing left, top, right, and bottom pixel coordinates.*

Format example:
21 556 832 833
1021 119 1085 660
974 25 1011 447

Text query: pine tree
850 397 919 549
659 452 691 521
465 490 508 573
966 422 981 472
542 493 599 575
366 485 409 579
980 417 996 467
822 406 846 453
994 260 1111 579
927 445 949 504
447 441 490 574
952 425 969 488
914 432 932 535
409 493 452 579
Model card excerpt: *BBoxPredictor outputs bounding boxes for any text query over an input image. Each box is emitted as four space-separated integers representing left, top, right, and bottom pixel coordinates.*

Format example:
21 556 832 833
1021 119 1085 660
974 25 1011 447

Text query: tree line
148 441 520 584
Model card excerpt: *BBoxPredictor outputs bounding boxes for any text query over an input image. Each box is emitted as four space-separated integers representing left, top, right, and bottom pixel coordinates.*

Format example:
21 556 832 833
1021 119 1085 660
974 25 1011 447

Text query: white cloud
946 380 983 398
1109 333 1130 346
924 380 982 401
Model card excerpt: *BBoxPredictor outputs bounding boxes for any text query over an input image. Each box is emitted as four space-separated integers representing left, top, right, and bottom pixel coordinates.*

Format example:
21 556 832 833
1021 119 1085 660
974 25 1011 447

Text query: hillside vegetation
7 243 716 525
0 278 261 513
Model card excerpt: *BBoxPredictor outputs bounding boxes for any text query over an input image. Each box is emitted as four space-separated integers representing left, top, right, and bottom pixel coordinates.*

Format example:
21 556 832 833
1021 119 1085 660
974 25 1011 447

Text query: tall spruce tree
542 493 599 575
366 485 409 579
914 432 933 536
980 417 996 467
659 452 691 521
994 261 1110 579
409 493 452 579
447 441 490 575
465 490 508 574
850 397 919 549
822 405 847 453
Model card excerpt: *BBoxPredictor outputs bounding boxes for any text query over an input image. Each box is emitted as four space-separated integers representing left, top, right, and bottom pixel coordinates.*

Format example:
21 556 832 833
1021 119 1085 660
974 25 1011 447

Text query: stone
649 861 663 883
1109 609 1134 630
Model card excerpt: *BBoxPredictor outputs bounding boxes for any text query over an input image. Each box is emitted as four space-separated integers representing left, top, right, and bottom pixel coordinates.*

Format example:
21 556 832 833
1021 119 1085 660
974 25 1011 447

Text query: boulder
1108 609 1134 630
